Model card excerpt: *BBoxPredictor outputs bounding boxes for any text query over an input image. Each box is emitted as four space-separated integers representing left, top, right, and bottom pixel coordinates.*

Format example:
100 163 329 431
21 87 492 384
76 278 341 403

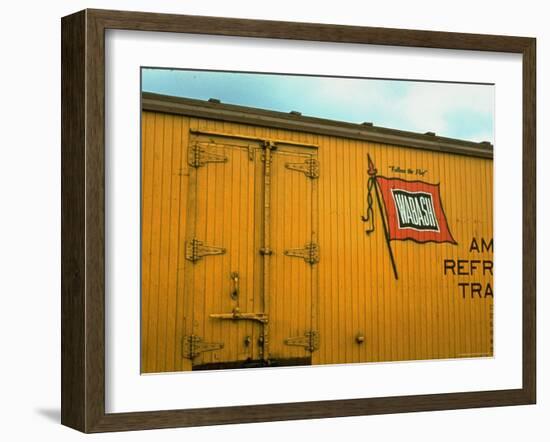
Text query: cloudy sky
142 68 494 144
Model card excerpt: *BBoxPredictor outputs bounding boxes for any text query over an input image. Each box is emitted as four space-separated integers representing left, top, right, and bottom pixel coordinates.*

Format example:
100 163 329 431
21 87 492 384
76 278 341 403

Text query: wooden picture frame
61 8 536 433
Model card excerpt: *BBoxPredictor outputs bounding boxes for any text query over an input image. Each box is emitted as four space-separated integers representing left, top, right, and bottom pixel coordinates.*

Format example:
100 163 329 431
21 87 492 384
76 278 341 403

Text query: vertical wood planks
141 111 190 373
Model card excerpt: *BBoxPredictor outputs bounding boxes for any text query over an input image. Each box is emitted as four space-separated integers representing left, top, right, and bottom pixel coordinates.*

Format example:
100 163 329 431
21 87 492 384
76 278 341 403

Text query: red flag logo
376 176 457 244
361 154 457 280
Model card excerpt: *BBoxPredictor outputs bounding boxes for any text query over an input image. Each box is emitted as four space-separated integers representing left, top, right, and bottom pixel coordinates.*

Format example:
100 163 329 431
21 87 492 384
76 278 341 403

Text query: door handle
230 271 239 300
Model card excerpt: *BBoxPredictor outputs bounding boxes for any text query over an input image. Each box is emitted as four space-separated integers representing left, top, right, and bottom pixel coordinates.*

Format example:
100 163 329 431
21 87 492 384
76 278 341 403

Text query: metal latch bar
210 307 268 324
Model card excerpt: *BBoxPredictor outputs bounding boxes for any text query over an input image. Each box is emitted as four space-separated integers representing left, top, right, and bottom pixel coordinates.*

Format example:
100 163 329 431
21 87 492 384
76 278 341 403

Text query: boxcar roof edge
142 92 493 159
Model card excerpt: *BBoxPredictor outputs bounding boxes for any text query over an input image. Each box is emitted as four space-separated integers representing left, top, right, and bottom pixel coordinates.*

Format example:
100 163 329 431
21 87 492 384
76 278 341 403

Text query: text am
444 237 494 299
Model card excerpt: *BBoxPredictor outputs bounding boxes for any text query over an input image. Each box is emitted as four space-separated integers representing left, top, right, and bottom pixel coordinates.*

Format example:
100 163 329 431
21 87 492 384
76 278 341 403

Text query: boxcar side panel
141 110 493 373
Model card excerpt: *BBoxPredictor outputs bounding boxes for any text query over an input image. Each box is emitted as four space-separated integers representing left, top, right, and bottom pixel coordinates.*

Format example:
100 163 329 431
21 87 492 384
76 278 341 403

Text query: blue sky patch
142 68 494 144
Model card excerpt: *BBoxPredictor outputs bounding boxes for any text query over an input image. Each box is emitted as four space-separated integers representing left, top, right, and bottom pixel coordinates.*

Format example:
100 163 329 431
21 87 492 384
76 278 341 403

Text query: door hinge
285 158 319 179
188 142 228 168
182 335 224 359
285 331 319 352
185 238 226 262
284 242 319 264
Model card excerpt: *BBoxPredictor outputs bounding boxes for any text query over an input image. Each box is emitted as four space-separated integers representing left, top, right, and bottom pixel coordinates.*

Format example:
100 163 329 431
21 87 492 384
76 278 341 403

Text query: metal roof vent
361 122 374 127
289 110 302 116
424 131 436 136
208 98 221 103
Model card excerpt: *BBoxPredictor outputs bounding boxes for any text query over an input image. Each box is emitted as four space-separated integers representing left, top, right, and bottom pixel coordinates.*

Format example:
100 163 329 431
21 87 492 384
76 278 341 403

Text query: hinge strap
284 242 319 265
182 335 224 359
188 142 228 168
285 158 319 179
284 331 319 352
185 238 226 262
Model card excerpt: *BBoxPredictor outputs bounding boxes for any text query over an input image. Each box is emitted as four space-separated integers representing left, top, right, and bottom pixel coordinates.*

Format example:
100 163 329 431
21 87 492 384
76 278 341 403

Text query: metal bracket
182 335 224 359
284 242 319 265
230 271 239 300
259 247 273 256
285 331 319 352
247 144 255 161
210 307 268 324
188 142 228 168
185 238 226 262
285 158 319 179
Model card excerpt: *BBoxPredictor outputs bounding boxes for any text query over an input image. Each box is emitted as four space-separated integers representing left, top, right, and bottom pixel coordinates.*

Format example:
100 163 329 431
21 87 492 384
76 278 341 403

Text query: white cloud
398 82 494 135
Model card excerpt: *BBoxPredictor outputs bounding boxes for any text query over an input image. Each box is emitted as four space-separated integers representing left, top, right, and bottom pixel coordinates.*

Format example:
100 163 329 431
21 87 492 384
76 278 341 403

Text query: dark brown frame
61 8 536 433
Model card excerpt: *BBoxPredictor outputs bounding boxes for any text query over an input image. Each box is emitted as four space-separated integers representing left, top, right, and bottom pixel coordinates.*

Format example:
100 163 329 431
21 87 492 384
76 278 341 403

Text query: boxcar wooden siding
141 110 493 373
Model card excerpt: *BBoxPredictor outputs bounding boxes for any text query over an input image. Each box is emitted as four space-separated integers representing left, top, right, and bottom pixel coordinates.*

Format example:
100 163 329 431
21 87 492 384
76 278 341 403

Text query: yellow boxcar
141 92 493 373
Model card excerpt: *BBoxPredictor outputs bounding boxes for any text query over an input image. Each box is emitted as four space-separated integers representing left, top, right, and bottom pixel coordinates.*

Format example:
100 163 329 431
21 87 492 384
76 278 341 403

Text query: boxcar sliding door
159 128 320 371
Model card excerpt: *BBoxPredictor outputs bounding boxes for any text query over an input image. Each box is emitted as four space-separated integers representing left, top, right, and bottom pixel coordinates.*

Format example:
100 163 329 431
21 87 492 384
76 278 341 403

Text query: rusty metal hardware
189 129 318 150
263 140 277 151
247 145 255 161
259 247 273 256
230 271 239 300
185 238 226 262
285 158 319 179
243 336 252 347
284 242 319 265
188 142 228 168
356 334 365 344
182 335 224 359
260 140 275 363
285 331 320 352
210 307 268 324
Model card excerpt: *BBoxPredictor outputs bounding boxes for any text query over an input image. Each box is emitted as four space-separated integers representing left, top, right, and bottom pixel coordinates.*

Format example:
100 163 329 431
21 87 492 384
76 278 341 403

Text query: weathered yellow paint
141 109 493 373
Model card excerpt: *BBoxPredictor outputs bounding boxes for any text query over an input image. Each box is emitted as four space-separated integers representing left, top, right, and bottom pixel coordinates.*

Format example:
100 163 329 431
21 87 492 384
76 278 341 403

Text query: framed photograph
61 9 536 433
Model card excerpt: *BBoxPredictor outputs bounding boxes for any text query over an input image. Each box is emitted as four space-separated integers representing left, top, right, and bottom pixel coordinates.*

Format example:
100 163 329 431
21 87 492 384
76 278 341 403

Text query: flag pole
367 154 399 280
